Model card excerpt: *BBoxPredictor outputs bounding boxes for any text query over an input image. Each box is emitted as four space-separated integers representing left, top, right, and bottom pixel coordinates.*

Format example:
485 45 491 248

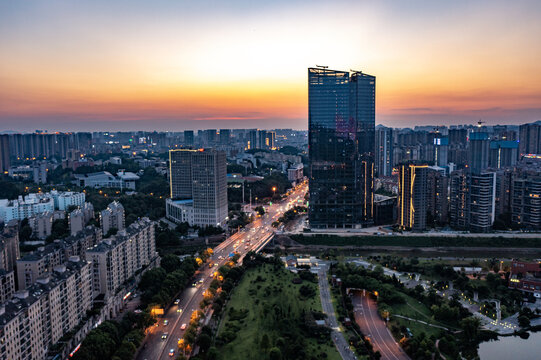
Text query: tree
269 347 282 360
161 254 181 273
518 315 530 328
197 333 212 352
260 333 271 352
460 317 481 342
113 341 136 360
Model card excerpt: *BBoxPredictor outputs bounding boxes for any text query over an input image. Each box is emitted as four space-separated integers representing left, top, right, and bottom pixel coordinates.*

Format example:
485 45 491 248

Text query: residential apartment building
0 257 92 360
87 218 157 297
397 163 428 231
100 201 125 235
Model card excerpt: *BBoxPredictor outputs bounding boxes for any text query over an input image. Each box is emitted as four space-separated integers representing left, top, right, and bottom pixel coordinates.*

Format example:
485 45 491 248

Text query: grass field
386 292 448 338
215 264 341 360
291 234 541 248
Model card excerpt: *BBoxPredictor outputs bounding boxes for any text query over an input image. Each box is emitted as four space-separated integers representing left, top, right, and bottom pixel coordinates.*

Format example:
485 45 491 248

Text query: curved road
352 291 409 360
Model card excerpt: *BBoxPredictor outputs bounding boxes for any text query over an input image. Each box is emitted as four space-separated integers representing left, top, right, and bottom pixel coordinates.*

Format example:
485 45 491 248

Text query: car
161 333 168 340
180 323 187 330
163 320 168 326
174 299 180 305
176 308 182 313
169 348 175 357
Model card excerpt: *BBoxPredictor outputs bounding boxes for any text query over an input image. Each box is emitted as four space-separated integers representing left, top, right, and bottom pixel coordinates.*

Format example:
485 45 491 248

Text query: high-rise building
397 163 428 231
167 149 228 227
433 135 449 167
219 129 231 145
100 201 125 235
0 135 10 173
449 170 469 230
519 122 541 156
511 173 541 230
87 218 156 297
375 126 393 176
468 130 490 173
308 67 375 229
468 172 496 233
489 140 518 169
184 130 194 146
69 209 85 236
427 167 449 225
0 257 92 360
203 129 217 146
247 129 258 150
258 130 276 150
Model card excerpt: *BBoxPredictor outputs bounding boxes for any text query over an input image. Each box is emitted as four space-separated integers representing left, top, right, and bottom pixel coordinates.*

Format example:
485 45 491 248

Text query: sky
1 0 540 132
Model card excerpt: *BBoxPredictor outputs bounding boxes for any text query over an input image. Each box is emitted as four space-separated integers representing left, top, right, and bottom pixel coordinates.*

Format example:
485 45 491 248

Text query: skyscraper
308 67 375 229
518 122 541 156
468 130 490 173
0 135 10 173
167 149 228 227
219 129 231 145
397 163 428 231
184 130 194 146
375 126 393 176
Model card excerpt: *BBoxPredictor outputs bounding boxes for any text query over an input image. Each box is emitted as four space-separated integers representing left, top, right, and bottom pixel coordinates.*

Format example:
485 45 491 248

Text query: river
479 331 541 359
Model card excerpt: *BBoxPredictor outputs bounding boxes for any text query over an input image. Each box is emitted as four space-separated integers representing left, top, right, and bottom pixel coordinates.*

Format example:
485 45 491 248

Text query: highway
351 291 409 360
136 182 308 360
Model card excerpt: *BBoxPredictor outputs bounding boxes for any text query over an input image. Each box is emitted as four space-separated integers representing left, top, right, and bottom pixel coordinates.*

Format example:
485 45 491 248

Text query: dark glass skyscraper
308 67 375 229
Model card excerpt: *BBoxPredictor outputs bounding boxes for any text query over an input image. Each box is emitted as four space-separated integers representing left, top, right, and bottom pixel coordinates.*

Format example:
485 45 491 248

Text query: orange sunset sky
1 0 540 131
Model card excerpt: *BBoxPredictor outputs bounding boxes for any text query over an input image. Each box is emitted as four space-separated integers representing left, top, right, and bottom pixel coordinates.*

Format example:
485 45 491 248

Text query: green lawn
387 293 446 338
215 264 341 360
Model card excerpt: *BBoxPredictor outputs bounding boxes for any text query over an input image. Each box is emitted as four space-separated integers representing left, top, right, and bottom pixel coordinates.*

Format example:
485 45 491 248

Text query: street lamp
272 186 277 197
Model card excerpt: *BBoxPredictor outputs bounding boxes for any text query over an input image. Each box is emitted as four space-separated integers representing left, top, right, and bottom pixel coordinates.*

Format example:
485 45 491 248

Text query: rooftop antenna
316 65 328 69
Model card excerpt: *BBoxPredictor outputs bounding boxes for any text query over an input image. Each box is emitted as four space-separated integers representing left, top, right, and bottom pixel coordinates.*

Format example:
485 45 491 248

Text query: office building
308 67 375 229
397 163 428 231
167 149 228 227
433 135 449 168
203 129 217 147
375 126 393 176
287 163 304 183
247 129 258 150
87 218 156 297
519 122 541 156
100 201 125 235
0 135 10 173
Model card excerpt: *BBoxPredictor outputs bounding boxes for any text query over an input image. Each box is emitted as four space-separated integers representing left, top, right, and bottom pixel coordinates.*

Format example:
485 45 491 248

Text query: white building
51 191 86 211
73 171 139 190
287 163 304 183
100 201 125 236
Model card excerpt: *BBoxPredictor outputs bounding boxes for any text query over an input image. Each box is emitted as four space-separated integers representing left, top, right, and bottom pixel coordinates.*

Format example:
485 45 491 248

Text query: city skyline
2 0 541 132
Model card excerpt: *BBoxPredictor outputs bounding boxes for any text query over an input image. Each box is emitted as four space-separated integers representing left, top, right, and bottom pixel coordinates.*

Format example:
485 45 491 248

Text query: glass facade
308 68 375 229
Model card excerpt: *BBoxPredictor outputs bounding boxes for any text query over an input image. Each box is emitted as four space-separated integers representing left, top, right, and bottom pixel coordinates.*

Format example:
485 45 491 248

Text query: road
352 291 409 360
136 182 308 360
317 264 358 360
